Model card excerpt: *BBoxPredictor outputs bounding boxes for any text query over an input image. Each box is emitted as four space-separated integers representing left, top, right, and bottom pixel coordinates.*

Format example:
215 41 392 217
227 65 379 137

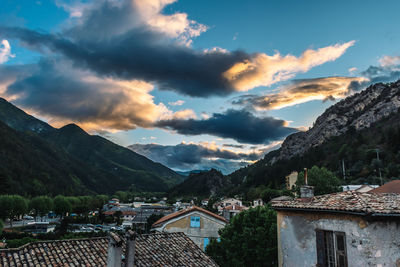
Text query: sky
1 0 400 174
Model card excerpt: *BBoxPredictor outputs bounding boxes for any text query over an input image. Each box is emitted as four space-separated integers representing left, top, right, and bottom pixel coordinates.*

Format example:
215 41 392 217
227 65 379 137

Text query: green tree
295 166 342 196
146 213 164 233
206 206 277 267
54 195 72 218
0 195 28 228
30 196 53 221
0 219 3 235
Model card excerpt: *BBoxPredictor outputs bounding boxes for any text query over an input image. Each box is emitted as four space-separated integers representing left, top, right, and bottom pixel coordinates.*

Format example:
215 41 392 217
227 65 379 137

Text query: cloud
223 41 355 91
168 100 185 106
155 108 297 144
0 0 354 97
0 40 14 64
3 60 174 131
378 55 400 67
232 76 368 110
128 142 263 174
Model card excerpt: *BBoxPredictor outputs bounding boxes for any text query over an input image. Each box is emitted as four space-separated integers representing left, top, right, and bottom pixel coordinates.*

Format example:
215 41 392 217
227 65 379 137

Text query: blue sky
1 0 400 173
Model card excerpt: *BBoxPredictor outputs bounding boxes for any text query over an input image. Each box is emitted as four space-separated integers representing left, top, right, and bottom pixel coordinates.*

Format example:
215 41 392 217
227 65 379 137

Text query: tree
0 195 28 228
0 219 3 235
206 206 277 266
146 213 164 233
54 195 72 218
295 166 342 196
30 196 53 221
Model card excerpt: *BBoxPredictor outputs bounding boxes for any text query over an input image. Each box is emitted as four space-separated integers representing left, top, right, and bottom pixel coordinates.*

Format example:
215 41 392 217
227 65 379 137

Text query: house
342 184 379 192
222 204 247 221
271 186 400 267
253 198 264 207
201 198 209 206
213 198 243 213
285 171 298 190
370 179 400 193
0 231 217 267
152 206 227 250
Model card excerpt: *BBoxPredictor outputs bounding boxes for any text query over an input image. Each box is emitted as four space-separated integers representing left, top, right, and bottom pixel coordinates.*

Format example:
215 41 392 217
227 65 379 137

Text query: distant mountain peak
59 123 88 135
0 97 54 134
277 80 400 161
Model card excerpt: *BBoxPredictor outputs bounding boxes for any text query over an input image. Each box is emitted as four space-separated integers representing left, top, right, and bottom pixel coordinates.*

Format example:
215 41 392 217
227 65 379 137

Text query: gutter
273 207 400 217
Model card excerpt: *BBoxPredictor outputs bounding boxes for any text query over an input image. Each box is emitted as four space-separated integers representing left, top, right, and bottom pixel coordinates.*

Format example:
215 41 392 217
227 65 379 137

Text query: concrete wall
153 211 226 250
277 210 400 267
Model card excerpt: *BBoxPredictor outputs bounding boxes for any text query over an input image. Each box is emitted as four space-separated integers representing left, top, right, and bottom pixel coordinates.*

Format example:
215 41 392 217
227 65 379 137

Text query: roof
271 191 400 216
370 180 400 193
0 232 217 267
224 205 246 211
152 206 227 228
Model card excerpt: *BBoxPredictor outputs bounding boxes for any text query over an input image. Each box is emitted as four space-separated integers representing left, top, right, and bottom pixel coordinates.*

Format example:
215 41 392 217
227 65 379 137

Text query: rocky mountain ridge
277 80 400 161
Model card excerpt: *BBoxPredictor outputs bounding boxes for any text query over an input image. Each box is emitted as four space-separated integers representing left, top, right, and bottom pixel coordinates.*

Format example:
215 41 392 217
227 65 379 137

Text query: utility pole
376 149 383 185
342 159 346 181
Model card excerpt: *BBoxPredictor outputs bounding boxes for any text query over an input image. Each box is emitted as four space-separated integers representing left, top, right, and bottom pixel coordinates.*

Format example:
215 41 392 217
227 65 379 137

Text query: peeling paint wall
277 211 400 267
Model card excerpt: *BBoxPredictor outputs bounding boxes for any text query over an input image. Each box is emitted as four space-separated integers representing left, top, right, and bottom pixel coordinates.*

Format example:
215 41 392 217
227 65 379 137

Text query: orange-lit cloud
223 41 355 91
233 76 368 110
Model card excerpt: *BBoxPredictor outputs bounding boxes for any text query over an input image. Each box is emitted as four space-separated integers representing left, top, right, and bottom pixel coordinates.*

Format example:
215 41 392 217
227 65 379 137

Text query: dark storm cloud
155 109 297 144
128 143 260 174
0 25 248 97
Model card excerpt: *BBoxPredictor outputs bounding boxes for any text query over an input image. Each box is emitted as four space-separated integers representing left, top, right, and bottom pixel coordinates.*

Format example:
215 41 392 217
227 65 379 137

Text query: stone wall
277 210 400 267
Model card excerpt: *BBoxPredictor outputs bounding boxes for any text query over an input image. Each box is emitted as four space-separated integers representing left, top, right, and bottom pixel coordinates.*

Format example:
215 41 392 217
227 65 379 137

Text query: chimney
125 230 137 267
304 168 308 185
300 185 314 198
107 232 123 267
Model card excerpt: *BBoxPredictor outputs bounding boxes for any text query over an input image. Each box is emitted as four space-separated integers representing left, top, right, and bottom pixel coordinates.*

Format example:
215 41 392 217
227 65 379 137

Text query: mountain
168 169 231 198
0 98 183 195
228 80 400 193
277 81 400 161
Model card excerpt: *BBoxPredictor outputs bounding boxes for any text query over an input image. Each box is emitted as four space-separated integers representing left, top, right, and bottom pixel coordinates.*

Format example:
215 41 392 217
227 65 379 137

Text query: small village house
213 197 243 213
285 171 298 190
253 198 264 207
272 185 400 267
152 206 227 250
222 204 247 221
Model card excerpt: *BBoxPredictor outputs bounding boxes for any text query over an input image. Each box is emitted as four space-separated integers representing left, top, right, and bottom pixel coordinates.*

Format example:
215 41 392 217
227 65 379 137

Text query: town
1 0 400 266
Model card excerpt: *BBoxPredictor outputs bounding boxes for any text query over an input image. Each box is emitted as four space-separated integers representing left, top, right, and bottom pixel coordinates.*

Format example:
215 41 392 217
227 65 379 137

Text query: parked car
23 215 34 220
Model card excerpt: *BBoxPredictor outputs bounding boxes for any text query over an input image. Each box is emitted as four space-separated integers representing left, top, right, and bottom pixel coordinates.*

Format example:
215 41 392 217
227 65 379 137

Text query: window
190 216 200 228
203 238 209 250
316 230 347 267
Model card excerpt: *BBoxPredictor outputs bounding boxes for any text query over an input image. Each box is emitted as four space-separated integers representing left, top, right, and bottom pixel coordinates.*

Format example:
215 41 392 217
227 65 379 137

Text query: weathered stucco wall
154 211 225 249
277 210 400 267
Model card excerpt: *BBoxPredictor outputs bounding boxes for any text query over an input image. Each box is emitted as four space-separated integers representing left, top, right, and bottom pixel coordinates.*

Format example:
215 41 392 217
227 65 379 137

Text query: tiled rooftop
0 232 218 267
271 191 400 215
370 180 400 193
152 206 227 228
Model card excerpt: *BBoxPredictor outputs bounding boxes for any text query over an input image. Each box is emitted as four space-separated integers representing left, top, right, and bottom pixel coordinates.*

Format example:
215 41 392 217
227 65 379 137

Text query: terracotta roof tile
370 180 400 193
0 232 217 267
152 206 227 228
271 191 400 215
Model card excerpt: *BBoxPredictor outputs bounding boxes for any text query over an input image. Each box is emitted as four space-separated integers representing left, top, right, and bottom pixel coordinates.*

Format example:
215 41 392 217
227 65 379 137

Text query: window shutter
316 230 326 267
335 232 348 267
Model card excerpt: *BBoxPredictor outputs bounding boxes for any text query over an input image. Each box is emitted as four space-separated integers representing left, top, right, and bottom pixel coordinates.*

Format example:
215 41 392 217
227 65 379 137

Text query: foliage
0 195 28 227
30 196 53 219
0 99 184 196
206 206 277 267
228 109 400 195
54 195 72 218
0 219 3 235
146 213 164 233
295 166 342 195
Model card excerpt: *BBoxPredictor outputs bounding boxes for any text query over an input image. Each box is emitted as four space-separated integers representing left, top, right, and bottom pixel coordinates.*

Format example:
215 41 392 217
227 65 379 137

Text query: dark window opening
316 230 347 267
